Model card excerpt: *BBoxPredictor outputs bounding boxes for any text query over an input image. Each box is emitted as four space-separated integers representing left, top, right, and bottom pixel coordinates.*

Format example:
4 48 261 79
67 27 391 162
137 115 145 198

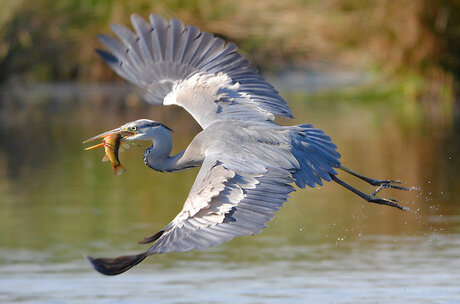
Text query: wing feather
130 15 154 66
149 14 168 62
138 152 292 255
97 14 293 128
110 24 144 73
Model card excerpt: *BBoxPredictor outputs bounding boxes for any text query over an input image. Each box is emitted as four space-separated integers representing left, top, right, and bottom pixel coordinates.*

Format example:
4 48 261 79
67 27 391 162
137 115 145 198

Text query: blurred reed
0 0 458 123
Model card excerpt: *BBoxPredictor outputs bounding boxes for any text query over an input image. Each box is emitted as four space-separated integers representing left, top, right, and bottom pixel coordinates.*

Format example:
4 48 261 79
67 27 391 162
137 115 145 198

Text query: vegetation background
1 0 459 127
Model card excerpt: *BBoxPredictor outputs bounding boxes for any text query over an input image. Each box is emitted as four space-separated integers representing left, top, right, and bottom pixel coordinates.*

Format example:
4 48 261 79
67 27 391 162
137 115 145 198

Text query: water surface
0 84 458 303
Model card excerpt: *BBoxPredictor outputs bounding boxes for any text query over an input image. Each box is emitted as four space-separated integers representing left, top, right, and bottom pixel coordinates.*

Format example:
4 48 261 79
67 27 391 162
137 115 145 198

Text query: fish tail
113 164 126 176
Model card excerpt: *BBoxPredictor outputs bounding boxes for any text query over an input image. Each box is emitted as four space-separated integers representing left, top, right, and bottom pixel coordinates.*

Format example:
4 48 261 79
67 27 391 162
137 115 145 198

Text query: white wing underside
97 14 293 128
146 154 295 254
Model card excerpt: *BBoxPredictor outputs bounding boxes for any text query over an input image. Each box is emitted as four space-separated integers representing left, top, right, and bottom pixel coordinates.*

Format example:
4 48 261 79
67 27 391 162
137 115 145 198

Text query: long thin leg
331 175 405 210
339 165 409 191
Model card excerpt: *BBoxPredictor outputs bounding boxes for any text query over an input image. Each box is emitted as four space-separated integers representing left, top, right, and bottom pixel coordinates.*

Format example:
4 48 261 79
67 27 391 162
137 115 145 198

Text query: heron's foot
370 183 410 196
360 177 410 190
339 165 410 191
366 181 410 210
367 194 405 210
331 175 408 211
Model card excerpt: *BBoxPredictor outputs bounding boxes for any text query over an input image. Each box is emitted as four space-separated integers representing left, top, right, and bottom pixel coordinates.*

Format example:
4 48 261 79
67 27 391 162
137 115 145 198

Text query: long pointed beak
83 127 127 144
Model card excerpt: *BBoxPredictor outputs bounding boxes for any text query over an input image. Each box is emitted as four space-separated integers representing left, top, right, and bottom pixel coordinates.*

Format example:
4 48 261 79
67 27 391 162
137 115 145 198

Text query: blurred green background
1 0 459 125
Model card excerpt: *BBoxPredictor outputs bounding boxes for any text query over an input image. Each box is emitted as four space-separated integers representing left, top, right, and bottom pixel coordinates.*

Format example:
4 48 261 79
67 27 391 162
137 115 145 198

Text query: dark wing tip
95 49 119 64
85 252 147 276
282 107 294 119
138 230 165 244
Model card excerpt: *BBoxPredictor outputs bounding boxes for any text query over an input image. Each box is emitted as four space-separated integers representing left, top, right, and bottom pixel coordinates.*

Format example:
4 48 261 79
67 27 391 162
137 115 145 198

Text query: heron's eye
131 126 137 131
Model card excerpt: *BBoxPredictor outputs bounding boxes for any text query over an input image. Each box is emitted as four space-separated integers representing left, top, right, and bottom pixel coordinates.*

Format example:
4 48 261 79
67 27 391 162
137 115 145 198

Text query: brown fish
85 133 126 176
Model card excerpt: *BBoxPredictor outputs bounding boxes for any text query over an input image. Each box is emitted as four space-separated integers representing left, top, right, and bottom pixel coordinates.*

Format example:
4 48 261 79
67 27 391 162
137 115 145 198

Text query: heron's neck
143 133 197 172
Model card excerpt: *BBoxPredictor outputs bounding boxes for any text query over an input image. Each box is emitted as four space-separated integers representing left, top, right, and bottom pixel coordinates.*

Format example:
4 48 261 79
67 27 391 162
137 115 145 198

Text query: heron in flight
85 14 408 275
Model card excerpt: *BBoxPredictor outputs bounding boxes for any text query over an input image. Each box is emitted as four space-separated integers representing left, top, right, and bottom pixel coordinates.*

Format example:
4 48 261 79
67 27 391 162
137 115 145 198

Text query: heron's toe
369 196 405 210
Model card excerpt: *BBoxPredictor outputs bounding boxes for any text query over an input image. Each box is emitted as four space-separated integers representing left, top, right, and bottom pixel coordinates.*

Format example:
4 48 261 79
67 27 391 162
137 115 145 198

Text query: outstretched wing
87 152 296 275
97 14 293 128
143 157 295 254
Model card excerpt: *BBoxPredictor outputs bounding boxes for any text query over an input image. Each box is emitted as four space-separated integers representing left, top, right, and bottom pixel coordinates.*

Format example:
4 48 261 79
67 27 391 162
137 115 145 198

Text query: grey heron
85 14 409 275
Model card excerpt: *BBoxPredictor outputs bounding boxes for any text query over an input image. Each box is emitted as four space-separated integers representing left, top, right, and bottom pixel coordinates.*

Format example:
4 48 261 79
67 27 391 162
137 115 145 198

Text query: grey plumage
87 14 406 276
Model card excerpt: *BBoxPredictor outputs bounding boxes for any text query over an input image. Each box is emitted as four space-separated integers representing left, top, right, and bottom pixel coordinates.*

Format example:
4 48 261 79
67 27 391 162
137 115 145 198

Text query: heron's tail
85 252 148 275
290 124 341 188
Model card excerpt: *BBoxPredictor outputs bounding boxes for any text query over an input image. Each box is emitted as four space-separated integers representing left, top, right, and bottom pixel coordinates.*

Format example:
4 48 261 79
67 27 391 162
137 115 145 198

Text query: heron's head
84 119 172 144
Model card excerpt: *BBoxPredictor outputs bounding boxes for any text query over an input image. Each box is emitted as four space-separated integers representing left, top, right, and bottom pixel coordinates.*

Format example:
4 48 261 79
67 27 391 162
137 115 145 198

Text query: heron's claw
367 178 402 186
368 195 405 210
367 181 410 210
336 166 412 211
371 183 410 196
357 176 410 193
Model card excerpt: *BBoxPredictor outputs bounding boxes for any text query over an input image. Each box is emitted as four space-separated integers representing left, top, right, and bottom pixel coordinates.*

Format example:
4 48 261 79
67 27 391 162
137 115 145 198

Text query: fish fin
113 164 126 176
102 154 109 162
121 143 130 150
85 252 148 276
119 147 126 153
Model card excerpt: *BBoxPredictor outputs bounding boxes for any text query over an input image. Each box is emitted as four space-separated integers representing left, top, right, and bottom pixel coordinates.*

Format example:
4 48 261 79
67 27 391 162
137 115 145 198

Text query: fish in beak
83 126 137 144
84 127 138 176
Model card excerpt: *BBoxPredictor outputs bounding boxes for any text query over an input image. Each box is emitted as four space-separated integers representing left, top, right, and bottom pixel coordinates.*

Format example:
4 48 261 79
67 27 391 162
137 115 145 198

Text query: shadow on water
0 83 459 303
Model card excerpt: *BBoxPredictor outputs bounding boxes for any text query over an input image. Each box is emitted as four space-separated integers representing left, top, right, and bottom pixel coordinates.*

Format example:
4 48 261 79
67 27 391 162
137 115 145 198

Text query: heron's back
197 120 341 188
